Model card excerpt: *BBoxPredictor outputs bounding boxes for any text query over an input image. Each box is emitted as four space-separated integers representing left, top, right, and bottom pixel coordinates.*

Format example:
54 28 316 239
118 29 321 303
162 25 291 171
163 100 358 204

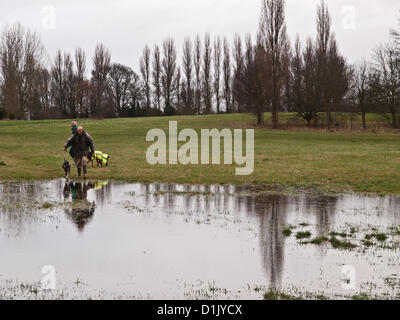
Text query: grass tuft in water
282 228 293 237
329 231 349 238
309 237 329 245
296 231 312 240
351 293 371 300
329 236 357 249
365 233 388 242
41 202 55 209
264 289 302 301
362 240 375 247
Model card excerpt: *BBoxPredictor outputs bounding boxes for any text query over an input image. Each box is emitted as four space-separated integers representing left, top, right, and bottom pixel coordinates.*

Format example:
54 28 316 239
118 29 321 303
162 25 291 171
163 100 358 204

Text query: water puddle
1 180 400 299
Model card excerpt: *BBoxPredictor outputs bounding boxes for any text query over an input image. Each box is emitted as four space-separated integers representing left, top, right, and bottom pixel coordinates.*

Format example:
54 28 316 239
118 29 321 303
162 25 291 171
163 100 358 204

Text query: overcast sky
0 0 399 70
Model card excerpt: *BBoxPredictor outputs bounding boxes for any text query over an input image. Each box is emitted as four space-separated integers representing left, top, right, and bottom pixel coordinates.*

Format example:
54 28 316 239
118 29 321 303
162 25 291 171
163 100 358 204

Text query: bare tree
74 48 88 117
241 34 272 125
287 37 319 126
202 33 213 114
213 36 222 114
161 38 177 114
351 60 371 130
182 37 194 114
232 34 245 112
37 68 51 117
194 35 202 114
175 67 182 113
326 38 351 127
258 0 290 128
222 37 232 113
91 43 111 117
140 45 151 111
63 52 76 117
108 63 139 116
316 0 332 129
152 45 162 110
51 50 66 117
370 44 400 128
0 23 46 119
51 51 78 118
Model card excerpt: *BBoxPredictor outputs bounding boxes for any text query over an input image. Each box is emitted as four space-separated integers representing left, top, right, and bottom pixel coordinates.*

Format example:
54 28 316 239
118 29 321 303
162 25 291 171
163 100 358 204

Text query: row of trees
1 0 400 129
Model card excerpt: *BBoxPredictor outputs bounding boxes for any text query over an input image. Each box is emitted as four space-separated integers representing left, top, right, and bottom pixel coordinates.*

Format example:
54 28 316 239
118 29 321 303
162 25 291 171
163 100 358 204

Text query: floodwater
1 180 400 300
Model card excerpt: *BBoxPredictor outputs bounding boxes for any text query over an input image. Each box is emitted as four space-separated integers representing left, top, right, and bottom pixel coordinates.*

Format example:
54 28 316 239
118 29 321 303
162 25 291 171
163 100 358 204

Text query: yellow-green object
101 154 109 165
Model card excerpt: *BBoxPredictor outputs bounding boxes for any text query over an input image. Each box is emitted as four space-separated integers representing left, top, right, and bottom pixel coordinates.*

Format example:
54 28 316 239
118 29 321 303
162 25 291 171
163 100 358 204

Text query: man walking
63 126 95 179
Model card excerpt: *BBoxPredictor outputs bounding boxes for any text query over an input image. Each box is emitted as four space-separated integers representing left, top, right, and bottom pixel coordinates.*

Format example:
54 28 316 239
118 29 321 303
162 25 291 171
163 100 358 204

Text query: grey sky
0 0 399 70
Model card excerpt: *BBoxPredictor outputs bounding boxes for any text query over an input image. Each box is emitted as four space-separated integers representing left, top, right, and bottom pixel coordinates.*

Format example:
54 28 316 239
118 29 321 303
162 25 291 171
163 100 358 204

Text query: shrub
0 107 6 120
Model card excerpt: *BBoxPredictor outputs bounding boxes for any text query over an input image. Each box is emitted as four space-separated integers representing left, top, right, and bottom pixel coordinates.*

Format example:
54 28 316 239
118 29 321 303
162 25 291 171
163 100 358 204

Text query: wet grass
41 202 55 209
153 190 214 197
329 231 349 238
282 227 293 237
329 236 357 249
264 289 303 300
351 293 372 300
1 113 400 194
362 240 375 247
284 221 400 251
0 279 138 300
365 233 388 242
309 237 329 245
296 231 312 240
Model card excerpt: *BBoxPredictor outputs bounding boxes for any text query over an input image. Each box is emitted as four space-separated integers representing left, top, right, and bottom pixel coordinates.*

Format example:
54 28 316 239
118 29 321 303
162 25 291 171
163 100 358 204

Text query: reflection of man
63 126 95 179
63 181 95 232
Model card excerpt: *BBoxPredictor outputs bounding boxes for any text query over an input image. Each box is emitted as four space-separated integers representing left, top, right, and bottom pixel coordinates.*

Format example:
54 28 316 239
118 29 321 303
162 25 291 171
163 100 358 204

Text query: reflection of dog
62 158 71 179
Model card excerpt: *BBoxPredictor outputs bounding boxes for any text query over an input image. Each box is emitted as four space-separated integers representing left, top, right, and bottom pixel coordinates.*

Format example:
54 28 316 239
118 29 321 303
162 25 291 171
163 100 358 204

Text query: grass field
1 113 400 194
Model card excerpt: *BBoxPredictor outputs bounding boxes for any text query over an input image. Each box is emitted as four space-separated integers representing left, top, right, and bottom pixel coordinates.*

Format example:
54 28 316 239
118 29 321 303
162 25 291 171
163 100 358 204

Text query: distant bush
164 105 176 116
0 107 6 120
8 113 15 120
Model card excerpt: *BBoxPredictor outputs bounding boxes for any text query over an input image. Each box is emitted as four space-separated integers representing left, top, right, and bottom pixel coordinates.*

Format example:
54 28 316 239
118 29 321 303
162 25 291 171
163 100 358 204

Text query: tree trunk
271 98 279 129
327 108 332 131
257 111 264 126
392 111 397 129
361 112 367 131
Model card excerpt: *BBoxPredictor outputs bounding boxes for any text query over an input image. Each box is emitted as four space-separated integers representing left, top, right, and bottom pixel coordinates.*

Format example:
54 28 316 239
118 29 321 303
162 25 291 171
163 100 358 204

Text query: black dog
62 158 71 179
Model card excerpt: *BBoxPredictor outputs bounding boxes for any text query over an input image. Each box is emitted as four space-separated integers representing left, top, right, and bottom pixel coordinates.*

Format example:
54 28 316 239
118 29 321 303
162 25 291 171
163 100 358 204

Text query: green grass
309 237 329 245
1 113 400 194
365 233 388 242
351 293 372 300
282 227 293 237
264 289 302 300
329 231 349 238
329 237 357 250
296 231 312 240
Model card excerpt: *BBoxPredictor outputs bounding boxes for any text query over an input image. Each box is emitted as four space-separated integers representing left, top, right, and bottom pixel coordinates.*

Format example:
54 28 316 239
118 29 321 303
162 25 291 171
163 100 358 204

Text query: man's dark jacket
64 131 95 159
